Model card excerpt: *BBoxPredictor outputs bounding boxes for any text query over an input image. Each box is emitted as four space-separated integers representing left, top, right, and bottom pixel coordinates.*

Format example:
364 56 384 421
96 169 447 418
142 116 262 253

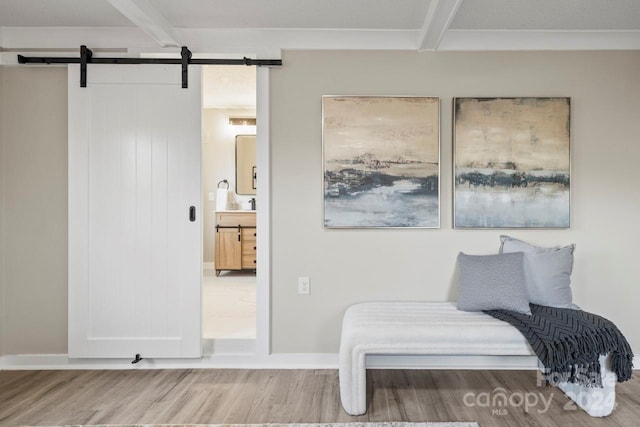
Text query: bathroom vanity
214 210 256 276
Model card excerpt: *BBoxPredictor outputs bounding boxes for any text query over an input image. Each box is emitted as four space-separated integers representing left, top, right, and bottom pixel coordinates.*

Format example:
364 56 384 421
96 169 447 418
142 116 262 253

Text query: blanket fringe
485 305 634 387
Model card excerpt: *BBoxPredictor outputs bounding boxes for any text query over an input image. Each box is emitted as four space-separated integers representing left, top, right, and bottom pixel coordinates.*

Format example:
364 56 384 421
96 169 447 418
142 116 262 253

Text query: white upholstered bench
339 301 616 417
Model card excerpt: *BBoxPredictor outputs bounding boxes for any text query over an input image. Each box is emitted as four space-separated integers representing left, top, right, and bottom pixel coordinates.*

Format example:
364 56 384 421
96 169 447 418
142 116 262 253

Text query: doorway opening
202 65 257 343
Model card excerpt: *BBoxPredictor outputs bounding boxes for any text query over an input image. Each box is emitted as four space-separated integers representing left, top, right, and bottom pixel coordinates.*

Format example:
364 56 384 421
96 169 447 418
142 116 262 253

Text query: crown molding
439 29 640 51
0 27 416 53
0 27 156 50
183 28 417 52
1 27 639 54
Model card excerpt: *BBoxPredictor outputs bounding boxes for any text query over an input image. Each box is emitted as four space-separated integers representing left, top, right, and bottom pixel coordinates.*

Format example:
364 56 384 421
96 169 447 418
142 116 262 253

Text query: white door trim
207 65 270 356
256 66 271 356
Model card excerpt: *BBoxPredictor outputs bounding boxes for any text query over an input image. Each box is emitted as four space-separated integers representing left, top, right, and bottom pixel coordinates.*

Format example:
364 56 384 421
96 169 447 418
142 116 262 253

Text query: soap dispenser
249 198 256 211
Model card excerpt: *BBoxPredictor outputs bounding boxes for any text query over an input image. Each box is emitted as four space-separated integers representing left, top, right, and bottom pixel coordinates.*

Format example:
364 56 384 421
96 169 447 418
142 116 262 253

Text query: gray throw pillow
500 235 576 309
457 252 531 315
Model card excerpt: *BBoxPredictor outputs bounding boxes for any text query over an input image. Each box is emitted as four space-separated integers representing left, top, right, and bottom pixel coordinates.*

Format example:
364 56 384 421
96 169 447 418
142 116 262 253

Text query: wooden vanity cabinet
215 211 256 276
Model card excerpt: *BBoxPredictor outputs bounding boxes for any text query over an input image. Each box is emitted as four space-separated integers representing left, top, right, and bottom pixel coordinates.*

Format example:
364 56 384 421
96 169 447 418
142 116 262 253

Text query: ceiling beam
106 0 179 47
418 0 464 51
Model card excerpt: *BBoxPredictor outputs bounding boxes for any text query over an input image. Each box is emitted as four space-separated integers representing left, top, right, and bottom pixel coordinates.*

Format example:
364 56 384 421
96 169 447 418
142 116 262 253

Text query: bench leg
557 376 616 417
340 352 616 417
555 355 616 417
339 349 367 415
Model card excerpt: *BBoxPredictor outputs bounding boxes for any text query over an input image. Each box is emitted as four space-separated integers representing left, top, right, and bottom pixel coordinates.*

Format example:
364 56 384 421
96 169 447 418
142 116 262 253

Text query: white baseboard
1 353 638 372
0 353 338 370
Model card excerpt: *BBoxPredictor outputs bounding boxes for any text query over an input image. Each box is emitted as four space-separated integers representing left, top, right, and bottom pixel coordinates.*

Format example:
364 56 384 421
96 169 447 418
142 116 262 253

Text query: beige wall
1 67 68 354
270 50 640 353
202 108 256 263
1 51 639 357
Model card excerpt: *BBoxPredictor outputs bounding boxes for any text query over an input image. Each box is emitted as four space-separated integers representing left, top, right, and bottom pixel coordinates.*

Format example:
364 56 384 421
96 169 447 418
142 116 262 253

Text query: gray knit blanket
485 304 634 387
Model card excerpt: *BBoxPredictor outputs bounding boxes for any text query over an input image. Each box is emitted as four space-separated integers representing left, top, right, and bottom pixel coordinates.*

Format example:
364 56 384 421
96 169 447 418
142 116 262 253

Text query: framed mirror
236 135 257 195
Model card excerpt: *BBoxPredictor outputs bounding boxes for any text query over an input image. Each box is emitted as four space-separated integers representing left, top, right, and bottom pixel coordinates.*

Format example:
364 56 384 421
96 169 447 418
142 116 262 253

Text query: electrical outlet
298 277 310 295
208 192 216 201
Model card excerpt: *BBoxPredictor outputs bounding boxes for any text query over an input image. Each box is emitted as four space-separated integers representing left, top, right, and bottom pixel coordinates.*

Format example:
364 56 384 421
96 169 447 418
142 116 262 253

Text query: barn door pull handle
189 206 196 222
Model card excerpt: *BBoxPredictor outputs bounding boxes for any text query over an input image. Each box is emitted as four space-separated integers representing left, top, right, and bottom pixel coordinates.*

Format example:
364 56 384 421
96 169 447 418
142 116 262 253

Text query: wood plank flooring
0 369 638 426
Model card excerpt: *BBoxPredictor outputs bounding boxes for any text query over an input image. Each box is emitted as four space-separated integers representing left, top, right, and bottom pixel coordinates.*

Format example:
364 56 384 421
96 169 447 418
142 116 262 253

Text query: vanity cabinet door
215 228 242 270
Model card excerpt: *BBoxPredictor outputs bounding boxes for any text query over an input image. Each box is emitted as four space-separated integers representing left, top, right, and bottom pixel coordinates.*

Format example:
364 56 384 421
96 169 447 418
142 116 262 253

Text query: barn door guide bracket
17 45 282 88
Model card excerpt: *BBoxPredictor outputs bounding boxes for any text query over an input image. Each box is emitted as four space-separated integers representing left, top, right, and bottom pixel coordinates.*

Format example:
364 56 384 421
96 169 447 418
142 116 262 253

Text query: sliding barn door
68 64 202 358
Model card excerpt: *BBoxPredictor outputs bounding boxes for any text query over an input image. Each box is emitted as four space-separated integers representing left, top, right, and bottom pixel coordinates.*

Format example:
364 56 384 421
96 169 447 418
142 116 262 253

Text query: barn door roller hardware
17 45 282 88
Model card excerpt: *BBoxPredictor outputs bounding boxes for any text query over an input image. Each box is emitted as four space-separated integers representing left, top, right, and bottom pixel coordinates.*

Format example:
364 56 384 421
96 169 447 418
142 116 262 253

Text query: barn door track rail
17 45 282 88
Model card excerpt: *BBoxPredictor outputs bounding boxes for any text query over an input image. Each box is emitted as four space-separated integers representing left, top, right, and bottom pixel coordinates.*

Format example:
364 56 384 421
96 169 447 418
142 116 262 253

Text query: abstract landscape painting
323 96 439 228
454 97 570 228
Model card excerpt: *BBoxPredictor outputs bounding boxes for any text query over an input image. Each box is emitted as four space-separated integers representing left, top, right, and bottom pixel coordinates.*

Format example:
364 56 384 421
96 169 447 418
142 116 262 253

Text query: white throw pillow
500 235 576 309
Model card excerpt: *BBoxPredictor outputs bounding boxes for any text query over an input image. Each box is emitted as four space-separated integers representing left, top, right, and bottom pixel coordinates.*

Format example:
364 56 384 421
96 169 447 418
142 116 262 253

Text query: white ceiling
451 0 640 30
0 0 639 53
0 0 134 27
152 0 432 29
2 0 638 31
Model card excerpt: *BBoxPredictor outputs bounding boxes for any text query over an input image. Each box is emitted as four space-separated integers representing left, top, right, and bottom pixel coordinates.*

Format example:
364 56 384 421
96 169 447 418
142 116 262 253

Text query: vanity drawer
242 228 257 243
242 244 256 256
242 254 257 268
216 212 256 227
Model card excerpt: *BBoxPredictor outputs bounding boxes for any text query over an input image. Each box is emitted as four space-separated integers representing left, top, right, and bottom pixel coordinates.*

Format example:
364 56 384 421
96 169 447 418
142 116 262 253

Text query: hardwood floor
0 369 638 426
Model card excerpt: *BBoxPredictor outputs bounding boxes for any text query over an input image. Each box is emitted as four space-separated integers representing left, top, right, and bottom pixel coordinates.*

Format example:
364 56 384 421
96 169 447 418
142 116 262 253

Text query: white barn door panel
68 64 202 358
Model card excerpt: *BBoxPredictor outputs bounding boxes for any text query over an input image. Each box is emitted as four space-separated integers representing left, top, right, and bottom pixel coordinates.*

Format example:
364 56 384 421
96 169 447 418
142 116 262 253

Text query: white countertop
214 210 256 213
